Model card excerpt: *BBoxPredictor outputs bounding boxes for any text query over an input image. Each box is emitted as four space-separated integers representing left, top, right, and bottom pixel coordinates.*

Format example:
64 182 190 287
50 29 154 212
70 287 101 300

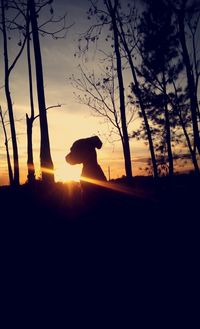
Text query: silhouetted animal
65 136 107 181
65 136 107 204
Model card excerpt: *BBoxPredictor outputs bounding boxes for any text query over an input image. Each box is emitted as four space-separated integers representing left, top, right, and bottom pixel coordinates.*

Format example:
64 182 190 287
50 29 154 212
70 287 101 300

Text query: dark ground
0 174 199 327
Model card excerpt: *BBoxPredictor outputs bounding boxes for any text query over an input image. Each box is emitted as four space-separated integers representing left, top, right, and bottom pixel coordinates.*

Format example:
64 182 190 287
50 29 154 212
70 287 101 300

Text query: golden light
81 176 158 203
54 163 81 182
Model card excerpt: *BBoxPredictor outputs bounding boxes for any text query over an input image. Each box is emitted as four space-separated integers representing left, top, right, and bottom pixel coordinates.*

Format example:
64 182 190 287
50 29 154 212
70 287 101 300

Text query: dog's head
65 136 103 166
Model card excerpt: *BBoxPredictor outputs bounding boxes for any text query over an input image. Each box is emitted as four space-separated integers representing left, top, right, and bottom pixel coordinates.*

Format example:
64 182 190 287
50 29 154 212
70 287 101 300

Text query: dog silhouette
65 135 107 182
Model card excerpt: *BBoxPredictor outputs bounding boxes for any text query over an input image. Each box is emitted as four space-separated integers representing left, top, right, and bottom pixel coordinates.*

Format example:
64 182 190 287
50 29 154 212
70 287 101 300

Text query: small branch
33 103 62 122
8 33 27 75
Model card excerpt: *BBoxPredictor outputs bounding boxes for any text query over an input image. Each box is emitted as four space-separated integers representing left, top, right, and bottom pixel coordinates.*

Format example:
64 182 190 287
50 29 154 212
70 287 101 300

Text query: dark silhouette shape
29 0 54 183
65 136 107 182
66 136 107 204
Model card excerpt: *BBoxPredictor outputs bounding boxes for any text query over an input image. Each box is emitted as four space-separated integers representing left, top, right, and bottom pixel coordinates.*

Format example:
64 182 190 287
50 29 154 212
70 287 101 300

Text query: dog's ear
90 136 103 149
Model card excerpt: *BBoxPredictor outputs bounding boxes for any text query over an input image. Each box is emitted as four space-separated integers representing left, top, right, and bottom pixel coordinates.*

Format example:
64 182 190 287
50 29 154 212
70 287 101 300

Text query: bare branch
33 103 62 121
8 33 27 75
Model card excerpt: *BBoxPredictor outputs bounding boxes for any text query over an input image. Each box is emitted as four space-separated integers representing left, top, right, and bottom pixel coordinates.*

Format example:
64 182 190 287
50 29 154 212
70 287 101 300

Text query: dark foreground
0 174 199 327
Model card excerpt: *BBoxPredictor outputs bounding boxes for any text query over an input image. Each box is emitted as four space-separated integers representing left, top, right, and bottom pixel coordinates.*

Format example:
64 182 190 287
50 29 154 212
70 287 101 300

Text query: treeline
71 0 200 179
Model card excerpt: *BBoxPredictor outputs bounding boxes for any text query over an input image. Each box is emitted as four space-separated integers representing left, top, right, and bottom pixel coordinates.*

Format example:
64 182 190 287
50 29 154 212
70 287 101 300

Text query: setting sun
54 163 81 182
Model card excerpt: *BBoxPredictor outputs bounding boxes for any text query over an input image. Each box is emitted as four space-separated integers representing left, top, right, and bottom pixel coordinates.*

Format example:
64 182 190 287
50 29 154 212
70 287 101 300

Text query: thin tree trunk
26 115 35 182
117 15 158 178
1 0 19 186
172 81 199 174
163 73 174 176
178 10 200 154
29 0 54 183
179 112 200 174
26 17 35 183
0 106 14 185
106 0 132 179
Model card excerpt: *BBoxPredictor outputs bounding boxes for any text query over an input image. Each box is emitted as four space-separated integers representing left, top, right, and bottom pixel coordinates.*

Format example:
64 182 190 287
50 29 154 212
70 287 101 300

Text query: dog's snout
65 153 71 163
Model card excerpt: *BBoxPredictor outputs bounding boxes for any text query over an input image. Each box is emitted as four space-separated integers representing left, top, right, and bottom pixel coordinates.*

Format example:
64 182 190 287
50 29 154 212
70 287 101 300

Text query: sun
54 163 82 182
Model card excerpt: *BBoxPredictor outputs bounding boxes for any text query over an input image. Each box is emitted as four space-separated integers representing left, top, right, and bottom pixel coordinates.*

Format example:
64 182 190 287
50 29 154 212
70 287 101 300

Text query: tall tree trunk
1 0 19 186
106 0 132 179
178 10 200 154
29 0 54 183
172 81 199 175
26 18 35 183
163 73 174 176
179 112 200 174
117 15 158 178
26 115 35 183
0 106 14 185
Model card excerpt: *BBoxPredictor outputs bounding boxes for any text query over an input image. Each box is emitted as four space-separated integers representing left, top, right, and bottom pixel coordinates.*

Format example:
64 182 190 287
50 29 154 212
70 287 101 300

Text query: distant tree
137 0 181 176
169 81 200 174
115 3 158 178
0 105 13 185
173 0 200 154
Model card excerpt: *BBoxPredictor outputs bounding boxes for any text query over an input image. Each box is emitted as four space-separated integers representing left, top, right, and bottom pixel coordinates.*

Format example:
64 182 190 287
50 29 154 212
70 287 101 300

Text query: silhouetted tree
28 0 54 183
137 0 181 176
105 0 132 179
169 81 200 174
24 5 36 183
25 0 68 183
0 105 13 185
116 4 158 178
0 0 27 185
70 61 136 167
77 0 132 179
174 0 200 154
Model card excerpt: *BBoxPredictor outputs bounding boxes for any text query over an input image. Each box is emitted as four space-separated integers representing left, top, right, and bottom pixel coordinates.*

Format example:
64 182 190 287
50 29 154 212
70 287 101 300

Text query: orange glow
35 164 81 182
81 176 157 202
54 163 81 182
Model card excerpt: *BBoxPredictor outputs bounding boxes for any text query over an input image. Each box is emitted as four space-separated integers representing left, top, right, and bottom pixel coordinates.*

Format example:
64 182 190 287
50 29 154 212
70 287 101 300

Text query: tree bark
29 0 54 183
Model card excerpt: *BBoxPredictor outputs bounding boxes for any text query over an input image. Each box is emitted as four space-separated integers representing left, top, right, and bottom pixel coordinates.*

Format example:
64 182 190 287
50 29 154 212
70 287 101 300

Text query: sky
0 0 195 185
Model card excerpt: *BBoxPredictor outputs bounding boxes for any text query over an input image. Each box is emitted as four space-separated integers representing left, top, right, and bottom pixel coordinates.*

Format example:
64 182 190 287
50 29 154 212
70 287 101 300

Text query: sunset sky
0 0 194 185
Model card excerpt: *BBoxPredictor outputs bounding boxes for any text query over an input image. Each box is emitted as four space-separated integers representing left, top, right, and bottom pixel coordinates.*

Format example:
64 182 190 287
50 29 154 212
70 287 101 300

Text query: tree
28 0 54 183
0 0 27 185
104 0 132 179
77 0 133 179
174 0 200 154
116 3 158 178
0 105 13 185
70 61 136 170
137 0 180 176
25 0 68 183
169 81 200 174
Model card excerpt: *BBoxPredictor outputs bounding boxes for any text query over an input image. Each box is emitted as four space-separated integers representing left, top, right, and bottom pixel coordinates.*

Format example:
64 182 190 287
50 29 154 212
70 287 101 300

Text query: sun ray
81 176 158 202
